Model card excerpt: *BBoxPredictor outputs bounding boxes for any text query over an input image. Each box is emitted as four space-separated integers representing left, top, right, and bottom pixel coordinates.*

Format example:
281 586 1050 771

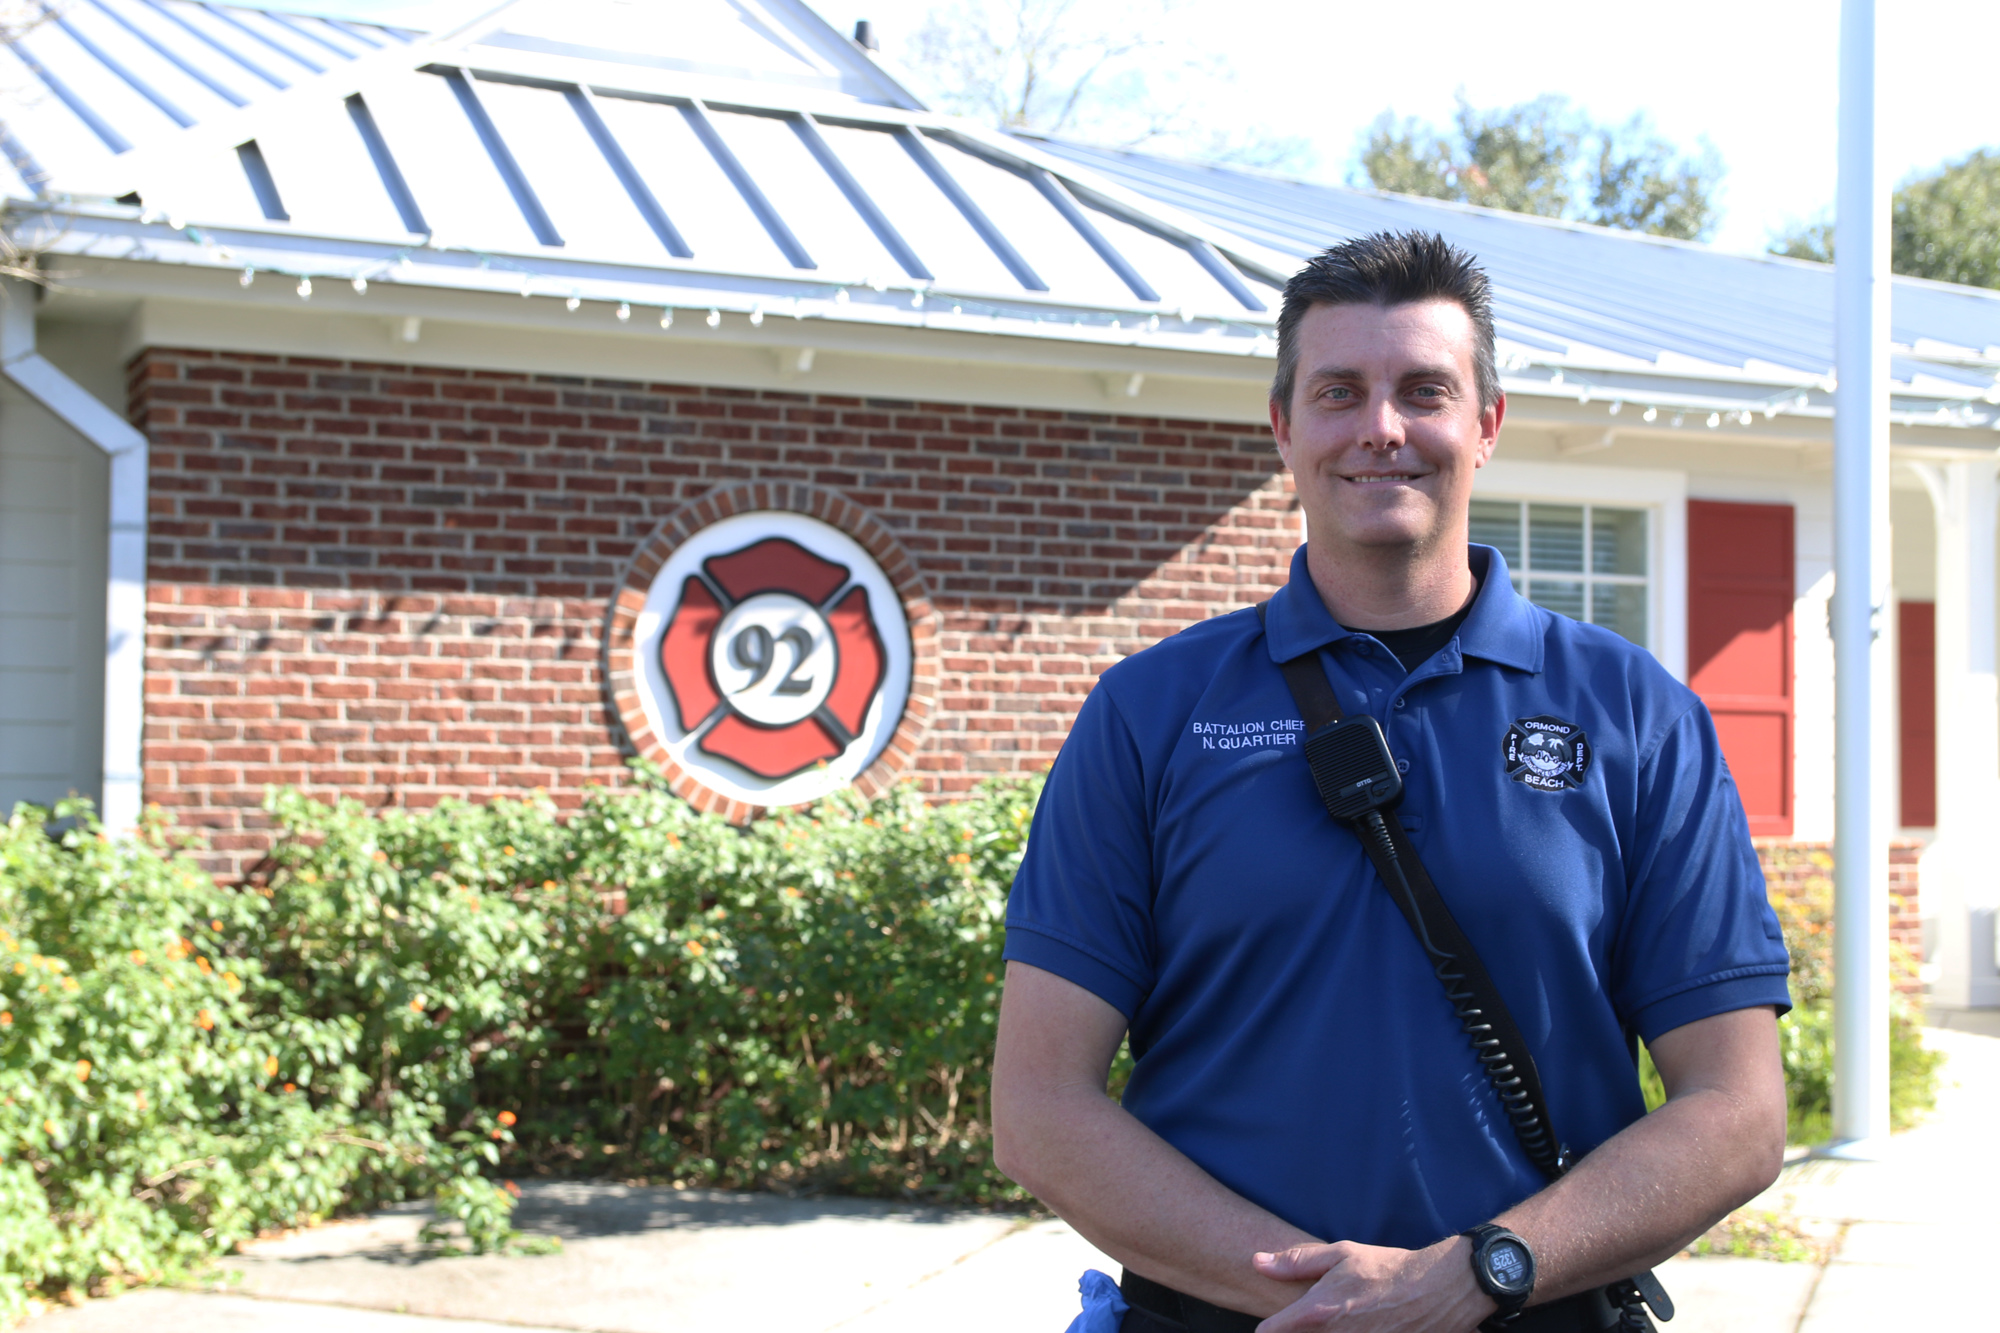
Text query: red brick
135 347 1297 875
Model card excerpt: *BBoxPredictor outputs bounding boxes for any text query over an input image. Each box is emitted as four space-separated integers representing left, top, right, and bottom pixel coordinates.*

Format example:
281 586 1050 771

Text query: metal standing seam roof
1029 137 2000 430
1 0 1293 352
1 0 1996 434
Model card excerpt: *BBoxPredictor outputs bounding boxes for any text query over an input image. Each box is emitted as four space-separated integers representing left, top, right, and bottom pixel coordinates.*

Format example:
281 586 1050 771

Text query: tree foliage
1770 149 2000 291
1357 94 1723 241
1768 219 1835 266
1894 150 2000 287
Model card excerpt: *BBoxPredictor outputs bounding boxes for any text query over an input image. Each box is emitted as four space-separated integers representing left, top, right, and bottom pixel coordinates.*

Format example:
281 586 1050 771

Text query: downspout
1 282 147 832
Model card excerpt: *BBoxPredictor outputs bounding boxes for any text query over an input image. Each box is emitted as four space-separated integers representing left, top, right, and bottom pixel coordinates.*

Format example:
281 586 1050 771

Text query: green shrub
0 768 1951 1315
1766 871 1942 1142
250 775 1034 1198
0 800 507 1324
0 772 1037 1312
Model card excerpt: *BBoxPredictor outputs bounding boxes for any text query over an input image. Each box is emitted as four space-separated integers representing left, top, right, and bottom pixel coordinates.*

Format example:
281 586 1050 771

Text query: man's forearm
1254 1007 1788 1332
998 1076 1320 1317
1497 1011 1787 1304
992 963 1319 1315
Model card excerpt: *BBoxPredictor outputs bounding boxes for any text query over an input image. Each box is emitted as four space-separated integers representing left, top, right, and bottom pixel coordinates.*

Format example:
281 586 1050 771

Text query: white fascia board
49 248 1280 374
0 283 146 832
1500 384 1998 456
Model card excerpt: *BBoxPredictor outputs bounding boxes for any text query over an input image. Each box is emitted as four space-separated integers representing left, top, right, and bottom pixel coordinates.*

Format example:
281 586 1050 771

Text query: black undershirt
1341 600 1475 675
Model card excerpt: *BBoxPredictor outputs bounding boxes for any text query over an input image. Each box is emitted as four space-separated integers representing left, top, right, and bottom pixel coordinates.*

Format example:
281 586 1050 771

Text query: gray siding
0 390 108 814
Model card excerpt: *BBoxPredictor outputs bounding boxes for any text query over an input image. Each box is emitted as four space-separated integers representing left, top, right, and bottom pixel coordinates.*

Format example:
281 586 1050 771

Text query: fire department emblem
1503 715 1592 792
626 509 916 809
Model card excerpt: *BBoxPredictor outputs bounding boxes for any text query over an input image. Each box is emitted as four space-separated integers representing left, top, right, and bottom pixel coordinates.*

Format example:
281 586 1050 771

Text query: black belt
1119 1269 1625 1333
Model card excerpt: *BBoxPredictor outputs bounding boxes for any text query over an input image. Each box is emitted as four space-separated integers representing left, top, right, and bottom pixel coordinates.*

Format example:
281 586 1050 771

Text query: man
992 232 1791 1333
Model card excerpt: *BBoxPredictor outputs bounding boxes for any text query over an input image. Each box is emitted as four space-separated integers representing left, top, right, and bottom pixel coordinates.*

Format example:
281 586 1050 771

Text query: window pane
1469 500 1522 566
1528 504 1585 572
1591 507 1648 576
1528 578 1585 621
1591 583 1649 646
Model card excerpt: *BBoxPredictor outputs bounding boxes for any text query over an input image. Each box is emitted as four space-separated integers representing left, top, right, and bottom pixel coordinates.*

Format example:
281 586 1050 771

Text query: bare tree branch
903 0 1313 172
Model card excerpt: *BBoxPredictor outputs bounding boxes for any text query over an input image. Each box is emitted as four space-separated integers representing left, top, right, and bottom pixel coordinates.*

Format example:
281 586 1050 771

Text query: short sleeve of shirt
1614 700 1792 1041
1004 682 1157 1017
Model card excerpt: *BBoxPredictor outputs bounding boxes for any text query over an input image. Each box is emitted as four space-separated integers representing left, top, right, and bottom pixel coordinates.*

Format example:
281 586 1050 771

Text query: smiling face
1270 299 1504 565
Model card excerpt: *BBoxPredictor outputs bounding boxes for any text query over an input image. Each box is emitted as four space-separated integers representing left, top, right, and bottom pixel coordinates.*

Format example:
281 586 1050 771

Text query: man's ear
1269 397 1294 470
1475 393 1506 468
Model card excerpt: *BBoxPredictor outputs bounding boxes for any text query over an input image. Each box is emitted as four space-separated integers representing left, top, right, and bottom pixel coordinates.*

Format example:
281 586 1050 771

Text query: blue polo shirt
1003 543 1790 1251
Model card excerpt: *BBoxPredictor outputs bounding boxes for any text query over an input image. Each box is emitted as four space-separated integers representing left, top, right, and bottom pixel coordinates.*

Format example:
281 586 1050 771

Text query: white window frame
1471 460 1689 682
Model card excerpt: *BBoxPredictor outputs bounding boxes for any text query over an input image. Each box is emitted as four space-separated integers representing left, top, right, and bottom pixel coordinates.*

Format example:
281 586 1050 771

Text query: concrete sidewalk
26 1027 1997 1333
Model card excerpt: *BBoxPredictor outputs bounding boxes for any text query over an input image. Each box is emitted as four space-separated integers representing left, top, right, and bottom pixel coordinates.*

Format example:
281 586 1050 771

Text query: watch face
1485 1239 1533 1293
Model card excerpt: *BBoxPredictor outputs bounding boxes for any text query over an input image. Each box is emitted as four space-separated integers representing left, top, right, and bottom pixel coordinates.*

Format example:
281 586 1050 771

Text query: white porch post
1829 0 1893 1153
1914 461 2000 1010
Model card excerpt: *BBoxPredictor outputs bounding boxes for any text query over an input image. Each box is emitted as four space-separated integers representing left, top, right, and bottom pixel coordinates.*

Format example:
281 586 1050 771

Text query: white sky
270 0 2000 256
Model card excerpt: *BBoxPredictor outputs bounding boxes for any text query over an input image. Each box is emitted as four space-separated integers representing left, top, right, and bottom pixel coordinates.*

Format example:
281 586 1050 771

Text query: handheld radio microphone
1302 714 1403 820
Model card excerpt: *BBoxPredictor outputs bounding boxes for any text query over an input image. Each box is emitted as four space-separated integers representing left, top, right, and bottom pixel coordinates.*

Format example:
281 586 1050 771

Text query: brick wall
133 348 1297 874
1756 840 1925 998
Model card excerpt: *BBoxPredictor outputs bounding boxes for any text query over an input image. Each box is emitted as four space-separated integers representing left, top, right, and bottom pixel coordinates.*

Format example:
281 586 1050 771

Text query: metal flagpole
1828 0 1893 1156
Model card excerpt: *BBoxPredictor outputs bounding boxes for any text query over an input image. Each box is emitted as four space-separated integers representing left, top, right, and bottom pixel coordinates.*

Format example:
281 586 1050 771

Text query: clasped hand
1249 1237 1495 1333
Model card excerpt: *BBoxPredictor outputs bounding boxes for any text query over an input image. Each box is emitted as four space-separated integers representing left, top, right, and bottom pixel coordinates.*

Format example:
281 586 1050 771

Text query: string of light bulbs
178 223 1278 350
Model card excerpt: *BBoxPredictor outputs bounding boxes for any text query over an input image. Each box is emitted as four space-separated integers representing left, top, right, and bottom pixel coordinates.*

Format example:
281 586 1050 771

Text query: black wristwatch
1461 1223 1536 1322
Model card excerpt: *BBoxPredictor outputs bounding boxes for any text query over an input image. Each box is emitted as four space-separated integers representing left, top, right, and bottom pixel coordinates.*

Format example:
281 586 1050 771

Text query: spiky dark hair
1270 231 1499 418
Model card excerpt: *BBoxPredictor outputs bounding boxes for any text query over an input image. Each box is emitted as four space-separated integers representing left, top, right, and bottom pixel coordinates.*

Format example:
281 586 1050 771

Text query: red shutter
1687 501 1795 837
1898 601 1936 828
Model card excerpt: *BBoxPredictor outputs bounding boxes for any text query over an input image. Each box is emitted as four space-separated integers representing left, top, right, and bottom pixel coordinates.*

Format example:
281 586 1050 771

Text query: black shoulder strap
1260 608 1674 1329
1257 604 1567 1182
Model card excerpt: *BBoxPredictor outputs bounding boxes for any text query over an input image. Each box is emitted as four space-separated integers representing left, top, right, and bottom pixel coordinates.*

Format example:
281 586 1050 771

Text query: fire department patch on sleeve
1503 715 1593 791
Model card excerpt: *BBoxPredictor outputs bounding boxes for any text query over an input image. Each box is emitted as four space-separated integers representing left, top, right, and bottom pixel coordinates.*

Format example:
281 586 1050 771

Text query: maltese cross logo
659 537 886 781
1503 715 1592 792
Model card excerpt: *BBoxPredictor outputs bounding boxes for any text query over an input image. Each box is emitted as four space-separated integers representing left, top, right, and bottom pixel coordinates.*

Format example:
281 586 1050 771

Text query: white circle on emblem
1522 733 1569 777
709 592 838 726
629 508 918 808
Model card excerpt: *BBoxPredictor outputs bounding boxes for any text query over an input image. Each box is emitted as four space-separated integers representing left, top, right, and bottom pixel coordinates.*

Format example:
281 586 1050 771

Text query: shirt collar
1262 543 1544 673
